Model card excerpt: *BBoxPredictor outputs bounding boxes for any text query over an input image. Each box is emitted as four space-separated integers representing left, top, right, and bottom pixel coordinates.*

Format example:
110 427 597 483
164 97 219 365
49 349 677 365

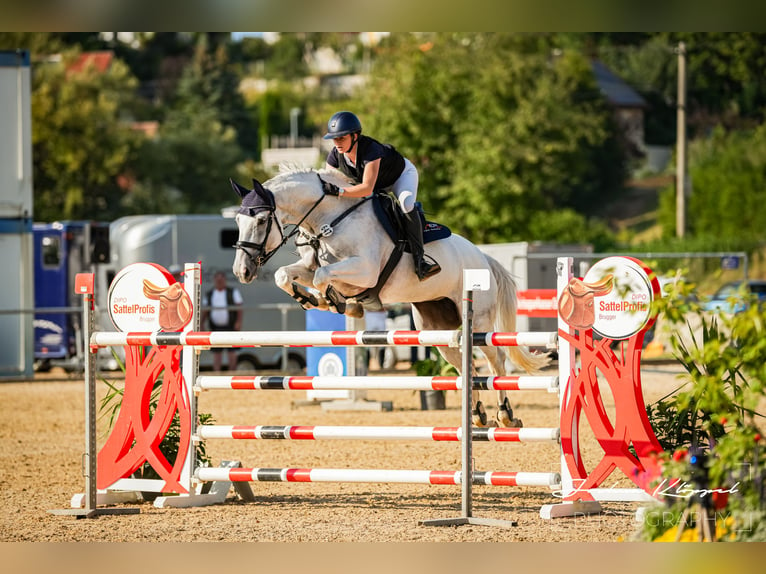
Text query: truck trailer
102 213 307 371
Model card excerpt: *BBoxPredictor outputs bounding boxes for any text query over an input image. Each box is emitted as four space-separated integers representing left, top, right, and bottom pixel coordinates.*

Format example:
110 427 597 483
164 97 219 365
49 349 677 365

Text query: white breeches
391 158 419 213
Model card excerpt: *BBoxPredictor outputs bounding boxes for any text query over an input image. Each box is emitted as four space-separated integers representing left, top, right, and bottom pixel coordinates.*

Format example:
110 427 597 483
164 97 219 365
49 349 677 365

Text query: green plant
412 349 458 377
412 349 459 409
638 278 766 541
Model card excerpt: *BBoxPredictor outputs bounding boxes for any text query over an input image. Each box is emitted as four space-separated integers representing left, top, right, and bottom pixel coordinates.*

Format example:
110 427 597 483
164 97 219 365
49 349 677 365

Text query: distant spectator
201 271 243 371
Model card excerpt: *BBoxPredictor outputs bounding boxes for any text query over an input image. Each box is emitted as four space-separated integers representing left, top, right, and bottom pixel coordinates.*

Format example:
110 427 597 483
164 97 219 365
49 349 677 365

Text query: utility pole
676 41 687 238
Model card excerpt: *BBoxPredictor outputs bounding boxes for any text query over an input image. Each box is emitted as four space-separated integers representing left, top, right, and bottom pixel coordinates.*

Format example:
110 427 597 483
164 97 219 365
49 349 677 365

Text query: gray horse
230 167 550 427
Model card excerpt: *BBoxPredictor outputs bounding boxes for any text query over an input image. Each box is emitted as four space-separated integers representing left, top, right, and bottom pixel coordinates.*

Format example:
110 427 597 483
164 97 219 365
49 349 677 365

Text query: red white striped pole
89 329 557 349
195 466 561 488
198 425 560 442
195 374 558 392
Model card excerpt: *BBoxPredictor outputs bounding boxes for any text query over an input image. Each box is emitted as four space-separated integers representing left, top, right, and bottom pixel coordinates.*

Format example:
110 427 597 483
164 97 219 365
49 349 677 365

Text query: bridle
233 174 372 271
233 175 331 269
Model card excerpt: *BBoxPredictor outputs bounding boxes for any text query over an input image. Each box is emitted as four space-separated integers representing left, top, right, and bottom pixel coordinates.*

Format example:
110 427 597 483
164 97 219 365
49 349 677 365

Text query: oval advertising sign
583 256 659 340
318 352 345 377
108 263 190 333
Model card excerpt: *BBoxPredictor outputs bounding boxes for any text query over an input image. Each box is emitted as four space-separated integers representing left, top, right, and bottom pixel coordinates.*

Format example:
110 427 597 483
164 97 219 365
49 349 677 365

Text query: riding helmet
323 111 362 139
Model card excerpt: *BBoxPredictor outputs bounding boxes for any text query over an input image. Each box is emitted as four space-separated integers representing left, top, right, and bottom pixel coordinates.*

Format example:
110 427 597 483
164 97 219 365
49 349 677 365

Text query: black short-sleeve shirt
327 135 405 192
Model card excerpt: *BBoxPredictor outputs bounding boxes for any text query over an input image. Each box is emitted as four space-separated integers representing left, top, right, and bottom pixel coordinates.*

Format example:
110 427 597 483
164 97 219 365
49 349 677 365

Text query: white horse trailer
98 214 307 372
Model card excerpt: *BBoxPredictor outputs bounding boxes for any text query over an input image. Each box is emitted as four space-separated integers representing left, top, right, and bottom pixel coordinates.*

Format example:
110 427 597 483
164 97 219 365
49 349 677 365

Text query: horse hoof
346 301 364 319
511 418 524 428
497 396 519 428
472 401 488 427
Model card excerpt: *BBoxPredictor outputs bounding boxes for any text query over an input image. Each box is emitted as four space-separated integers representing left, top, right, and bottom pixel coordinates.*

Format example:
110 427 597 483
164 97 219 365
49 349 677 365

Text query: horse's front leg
312 257 378 319
274 262 330 311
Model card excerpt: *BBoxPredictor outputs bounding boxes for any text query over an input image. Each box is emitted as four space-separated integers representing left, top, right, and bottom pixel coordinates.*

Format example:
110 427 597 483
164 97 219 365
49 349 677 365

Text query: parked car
703 280 766 314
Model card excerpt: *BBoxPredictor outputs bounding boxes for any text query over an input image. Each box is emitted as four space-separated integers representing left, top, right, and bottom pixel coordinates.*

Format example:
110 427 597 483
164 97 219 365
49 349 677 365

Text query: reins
295 183 372 267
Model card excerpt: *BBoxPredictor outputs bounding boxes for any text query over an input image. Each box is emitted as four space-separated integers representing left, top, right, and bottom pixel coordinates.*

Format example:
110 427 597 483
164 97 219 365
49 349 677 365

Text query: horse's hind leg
481 346 523 428
434 346 490 427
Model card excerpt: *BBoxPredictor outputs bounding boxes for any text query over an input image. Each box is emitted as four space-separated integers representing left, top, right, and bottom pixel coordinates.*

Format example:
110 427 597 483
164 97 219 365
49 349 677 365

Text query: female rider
321 111 440 281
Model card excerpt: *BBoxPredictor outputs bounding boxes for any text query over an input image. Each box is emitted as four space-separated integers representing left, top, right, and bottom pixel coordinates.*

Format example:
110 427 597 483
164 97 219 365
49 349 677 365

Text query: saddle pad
423 221 451 243
371 193 451 248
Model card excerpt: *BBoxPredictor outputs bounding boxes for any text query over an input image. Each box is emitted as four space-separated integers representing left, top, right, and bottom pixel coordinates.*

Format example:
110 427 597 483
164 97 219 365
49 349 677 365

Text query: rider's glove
322 180 342 196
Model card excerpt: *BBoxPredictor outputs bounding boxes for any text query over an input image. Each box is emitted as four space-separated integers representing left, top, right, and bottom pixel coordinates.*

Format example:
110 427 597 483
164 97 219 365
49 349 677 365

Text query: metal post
420 269 517 528
280 305 288 371
676 41 687 239
83 288 97 514
180 263 201 493
49 274 138 517
290 107 301 148
460 287 474 517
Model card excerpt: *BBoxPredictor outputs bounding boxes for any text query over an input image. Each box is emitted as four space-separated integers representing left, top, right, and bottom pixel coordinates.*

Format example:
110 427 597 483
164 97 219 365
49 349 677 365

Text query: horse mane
267 163 354 190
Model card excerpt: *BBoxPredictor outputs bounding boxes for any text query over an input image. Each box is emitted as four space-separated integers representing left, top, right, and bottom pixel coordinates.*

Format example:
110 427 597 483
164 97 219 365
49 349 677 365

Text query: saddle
558 275 614 330
143 280 193 331
292 191 452 315
371 193 451 249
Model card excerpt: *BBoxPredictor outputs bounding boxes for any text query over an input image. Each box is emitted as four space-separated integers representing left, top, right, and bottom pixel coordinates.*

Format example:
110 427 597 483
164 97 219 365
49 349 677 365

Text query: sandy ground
0 360 688 543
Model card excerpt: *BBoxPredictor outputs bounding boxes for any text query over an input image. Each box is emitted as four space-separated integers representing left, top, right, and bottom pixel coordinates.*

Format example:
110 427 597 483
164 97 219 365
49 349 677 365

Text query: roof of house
67 51 114 75
591 60 647 108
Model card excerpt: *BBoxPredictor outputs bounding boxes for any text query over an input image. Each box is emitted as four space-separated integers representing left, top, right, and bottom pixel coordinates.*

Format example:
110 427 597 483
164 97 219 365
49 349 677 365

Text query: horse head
230 177 284 283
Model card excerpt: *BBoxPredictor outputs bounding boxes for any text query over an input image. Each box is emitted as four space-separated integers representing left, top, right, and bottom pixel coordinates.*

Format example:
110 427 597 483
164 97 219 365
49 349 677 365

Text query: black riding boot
404 211 441 281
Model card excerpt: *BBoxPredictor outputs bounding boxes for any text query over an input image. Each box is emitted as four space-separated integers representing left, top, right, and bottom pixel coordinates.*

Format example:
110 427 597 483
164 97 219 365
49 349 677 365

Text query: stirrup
416 257 441 281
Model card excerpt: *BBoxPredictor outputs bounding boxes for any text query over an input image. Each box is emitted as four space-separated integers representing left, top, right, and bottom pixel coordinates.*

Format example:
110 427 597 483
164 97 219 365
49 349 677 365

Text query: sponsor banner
108 263 180 333
517 289 558 317
584 256 660 340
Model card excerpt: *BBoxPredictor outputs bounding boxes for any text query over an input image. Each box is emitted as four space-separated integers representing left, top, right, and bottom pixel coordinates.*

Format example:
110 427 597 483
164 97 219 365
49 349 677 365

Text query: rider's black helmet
323 111 362 139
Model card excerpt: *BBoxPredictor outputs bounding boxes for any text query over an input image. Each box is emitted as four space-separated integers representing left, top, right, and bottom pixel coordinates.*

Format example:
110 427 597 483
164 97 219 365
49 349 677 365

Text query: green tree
265 34 309 80
130 35 252 213
0 32 65 54
172 35 258 154
31 49 142 221
361 33 627 244
658 125 766 246
595 33 766 138
137 105 243 214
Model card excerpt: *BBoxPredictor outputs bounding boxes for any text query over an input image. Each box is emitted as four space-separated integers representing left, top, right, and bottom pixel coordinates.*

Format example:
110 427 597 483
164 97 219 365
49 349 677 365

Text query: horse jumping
230 167 550 427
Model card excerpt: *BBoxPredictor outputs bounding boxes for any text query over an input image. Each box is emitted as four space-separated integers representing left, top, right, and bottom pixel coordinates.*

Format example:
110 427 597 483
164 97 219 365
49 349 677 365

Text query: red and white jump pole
198 424 560 442
195 374 558 392
89 329 557 350
197 466 560 488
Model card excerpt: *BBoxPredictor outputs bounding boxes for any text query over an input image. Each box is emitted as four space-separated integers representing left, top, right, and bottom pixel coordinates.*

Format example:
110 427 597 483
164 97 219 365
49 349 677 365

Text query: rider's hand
322 180 341 196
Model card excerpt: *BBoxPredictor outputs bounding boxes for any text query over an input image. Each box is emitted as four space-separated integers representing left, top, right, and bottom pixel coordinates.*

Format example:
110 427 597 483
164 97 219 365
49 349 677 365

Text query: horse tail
486 255 551 374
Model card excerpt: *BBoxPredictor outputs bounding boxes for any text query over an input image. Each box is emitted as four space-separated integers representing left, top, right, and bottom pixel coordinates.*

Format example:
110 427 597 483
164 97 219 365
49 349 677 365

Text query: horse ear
251 178 274 208
251 178 268 195
229 178 251 199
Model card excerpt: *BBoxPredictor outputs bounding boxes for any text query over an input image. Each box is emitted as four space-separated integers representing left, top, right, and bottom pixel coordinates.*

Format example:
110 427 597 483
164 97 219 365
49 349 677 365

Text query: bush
637 279 766 541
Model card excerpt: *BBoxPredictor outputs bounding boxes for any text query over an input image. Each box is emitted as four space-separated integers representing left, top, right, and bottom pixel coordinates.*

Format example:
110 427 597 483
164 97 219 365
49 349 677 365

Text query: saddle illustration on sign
557 274 614 329
142 280 193 331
